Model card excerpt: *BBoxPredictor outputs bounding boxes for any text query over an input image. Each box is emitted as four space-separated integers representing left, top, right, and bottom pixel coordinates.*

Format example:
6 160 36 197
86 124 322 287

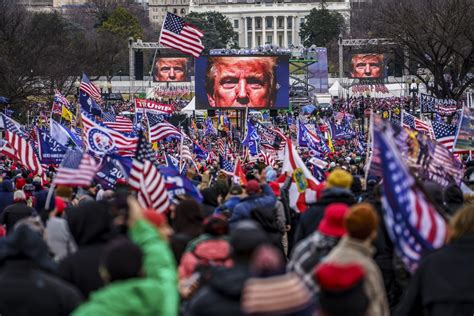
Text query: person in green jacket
72 197 179 316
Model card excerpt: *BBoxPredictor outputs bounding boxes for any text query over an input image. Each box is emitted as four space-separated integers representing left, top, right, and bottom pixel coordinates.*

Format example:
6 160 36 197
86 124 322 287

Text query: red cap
55 197 66 215
268 181 281 197
245 180 261 195
143 209 167 228
318 203 349 237
315 263 365 291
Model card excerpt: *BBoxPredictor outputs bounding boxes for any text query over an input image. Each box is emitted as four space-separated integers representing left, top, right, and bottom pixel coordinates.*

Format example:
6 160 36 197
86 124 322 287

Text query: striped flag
102 112 133 133
80 73 102 104
129 132 170 213
159 12 204 58
53 150 98 187
432 121 457 151
258 149 275 167
53 89 70 115
376 119 447 273
277 138 319 212
402 111 434 139
146 111 182 142
82 112 138 156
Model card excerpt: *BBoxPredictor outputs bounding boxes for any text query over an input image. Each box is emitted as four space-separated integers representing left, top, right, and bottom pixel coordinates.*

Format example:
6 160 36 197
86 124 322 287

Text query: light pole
409 79 419 114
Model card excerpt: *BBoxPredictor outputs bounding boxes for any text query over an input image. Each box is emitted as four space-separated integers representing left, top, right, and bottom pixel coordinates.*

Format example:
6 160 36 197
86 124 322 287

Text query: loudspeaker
207 110 216 117
270 110 278 117
134 50 144 80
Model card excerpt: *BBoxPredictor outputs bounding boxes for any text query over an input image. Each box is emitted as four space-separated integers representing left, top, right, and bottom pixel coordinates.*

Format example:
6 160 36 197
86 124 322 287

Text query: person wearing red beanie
288 203 350 295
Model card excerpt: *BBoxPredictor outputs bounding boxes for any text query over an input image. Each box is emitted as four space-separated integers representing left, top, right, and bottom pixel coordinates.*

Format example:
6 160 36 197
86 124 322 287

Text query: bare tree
373 0 474 100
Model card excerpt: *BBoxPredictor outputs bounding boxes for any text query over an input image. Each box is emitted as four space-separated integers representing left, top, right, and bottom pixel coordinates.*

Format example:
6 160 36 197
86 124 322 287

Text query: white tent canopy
181 97 195 112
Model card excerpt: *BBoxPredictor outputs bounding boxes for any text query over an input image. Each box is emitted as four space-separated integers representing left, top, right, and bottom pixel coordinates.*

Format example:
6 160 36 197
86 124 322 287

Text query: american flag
376 121 447 273
219 154 234 174
216 138 226 156
432 121 457 151
80 73 102 104
129 132 170 213
53 89 69 115
146 111 182 142
402 111 434 138
1 113 28 138
53 150 98 187
102 112 133 133
3 130 44 180
258 150 275 167
159 12 204 58
82 112 138 156
0 139 18 161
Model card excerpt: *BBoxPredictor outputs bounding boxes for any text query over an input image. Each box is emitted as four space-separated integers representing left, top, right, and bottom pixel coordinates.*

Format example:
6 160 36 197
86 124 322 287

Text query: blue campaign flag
50 120 83 148
37 128 68 165
193 143 208 160
329 122 353 140
205 118 217 136
0 96 9 104
242 120 259 155
160 166 203 202
165 154 179 169
302 105 317 115
95 155 128 189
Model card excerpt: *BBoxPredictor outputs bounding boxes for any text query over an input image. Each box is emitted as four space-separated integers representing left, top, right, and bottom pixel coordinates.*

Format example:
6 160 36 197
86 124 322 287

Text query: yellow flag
61 105 72 121
327 132 335 153
152 142 158 151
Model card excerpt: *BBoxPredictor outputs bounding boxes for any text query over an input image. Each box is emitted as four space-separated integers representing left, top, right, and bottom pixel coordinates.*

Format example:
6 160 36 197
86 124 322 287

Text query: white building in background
148 0 190 28
189 0 351 48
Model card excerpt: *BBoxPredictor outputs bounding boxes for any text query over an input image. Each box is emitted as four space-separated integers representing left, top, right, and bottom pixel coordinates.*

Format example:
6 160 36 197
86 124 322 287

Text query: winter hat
13 190 27 203
326 169 353 190
268 181 281 197
245 180 261 195
318 203 350 238
249 244 285 277
230 220 268 258
203 214 229 236
315 263 369 316
15 177 26 190
54 197 66 215
266 169 277 182
102 237 143 282
345 203 379 240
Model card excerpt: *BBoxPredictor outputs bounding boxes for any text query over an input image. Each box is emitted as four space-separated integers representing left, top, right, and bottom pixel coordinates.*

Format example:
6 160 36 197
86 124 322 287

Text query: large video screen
350 54 384 79
195 56 289 109
153 57 194 82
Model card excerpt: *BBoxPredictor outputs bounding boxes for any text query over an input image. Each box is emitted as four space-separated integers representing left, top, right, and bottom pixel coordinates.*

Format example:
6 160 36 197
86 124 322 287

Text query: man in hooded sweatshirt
58 200 115 297
72 197 178 316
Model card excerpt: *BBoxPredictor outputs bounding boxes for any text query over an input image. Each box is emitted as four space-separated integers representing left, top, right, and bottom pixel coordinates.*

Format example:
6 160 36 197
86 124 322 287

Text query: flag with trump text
278 138 319 212
159 12 204 58
128 132 170 212
375 120 447 273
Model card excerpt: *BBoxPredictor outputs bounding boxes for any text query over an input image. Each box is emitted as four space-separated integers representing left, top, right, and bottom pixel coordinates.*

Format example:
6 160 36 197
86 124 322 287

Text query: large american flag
53 89 70 115
159 12 204 58
219 154 234 175
80 73 102 104
82 112 138 156
129 132 170 213
432 121 457 151
102 112 133 133
53 150 98 187
376 121 447 273
146 111 182 142
402 111 434 138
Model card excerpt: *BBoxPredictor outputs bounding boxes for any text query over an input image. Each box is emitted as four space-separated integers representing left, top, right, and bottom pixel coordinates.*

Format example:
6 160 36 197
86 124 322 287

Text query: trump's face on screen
154 58 188 82
351 54 383 78
205 57 277 108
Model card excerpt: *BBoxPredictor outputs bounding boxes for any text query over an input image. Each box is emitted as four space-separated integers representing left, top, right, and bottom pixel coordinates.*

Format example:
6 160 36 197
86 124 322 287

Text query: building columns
262 16 266 46
273 16 278 45
291 16 296 46
251 16 256 48
244 17 248 48
284 15 288 47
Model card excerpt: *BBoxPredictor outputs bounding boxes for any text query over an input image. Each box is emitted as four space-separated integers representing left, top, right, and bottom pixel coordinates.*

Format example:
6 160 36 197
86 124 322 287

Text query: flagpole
363 109 374 190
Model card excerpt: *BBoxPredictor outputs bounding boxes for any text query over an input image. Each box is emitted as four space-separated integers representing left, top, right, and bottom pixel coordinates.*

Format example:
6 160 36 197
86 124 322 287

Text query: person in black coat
58 200 114 298
0 179 14 215
186 220 268 316
396 204 474 316
0 224 83 316
294 169 355 244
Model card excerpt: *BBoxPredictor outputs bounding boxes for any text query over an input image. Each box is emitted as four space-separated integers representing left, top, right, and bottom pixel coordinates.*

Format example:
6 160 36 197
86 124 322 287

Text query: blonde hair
450 204 474 241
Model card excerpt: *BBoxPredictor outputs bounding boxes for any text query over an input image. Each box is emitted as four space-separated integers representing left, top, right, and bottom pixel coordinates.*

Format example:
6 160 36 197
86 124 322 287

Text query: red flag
234 159 247 186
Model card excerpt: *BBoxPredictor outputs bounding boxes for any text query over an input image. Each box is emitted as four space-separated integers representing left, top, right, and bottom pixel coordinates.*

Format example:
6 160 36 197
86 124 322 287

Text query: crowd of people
0 94 474 316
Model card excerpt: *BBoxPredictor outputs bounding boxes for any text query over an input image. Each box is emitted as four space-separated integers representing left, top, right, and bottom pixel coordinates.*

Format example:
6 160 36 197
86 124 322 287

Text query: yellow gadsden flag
61 105 73 121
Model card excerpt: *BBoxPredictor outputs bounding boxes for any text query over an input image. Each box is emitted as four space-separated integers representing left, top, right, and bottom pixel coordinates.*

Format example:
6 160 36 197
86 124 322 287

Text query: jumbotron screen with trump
194 56 289 109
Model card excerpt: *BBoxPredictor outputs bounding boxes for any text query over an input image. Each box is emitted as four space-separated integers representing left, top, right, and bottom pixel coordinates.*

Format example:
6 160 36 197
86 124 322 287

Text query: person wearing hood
0 222 83 315
0 178 14 215
32 176 49 213
170 198 204 263
294 169 355 244
1 190 36 235
58 200 115 297
71 198 178 316
186 220 269 316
